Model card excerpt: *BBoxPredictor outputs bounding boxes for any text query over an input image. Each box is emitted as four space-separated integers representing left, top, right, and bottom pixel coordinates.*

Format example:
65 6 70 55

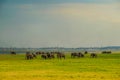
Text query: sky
0 0 120 48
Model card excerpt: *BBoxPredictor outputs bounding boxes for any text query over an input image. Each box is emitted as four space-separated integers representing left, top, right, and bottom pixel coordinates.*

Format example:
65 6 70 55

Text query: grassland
0 53 120 80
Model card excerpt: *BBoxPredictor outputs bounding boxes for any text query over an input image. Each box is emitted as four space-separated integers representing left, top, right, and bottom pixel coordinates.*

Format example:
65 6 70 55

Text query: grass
0 53 120 80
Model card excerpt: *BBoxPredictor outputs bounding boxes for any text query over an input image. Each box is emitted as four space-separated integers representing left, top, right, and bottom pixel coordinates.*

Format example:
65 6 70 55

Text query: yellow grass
0 53 120 80
0 70 120 80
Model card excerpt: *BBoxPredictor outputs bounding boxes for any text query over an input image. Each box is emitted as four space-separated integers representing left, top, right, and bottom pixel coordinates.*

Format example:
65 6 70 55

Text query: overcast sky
0 0 120 48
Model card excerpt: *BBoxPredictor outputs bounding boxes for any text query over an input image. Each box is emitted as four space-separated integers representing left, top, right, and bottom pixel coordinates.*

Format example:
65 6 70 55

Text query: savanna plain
0 53 120 80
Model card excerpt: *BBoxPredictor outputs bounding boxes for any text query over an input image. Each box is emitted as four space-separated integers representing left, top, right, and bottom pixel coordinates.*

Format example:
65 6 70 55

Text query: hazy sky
0 0 120 48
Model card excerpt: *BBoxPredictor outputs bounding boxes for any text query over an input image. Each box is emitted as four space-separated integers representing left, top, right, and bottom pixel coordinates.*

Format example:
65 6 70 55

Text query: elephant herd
25 51 66 60
71 52 84 58
25 51 97 60
71 52 97 58
9 50 112 60
10 50 112 60
102 51 111 54
26 52 37 60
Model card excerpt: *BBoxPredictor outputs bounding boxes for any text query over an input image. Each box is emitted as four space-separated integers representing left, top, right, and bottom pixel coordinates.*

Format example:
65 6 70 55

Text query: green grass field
0 53 120 80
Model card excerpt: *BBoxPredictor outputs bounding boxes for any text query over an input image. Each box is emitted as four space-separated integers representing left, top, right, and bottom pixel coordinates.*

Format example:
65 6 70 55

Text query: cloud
18 3 120 25
51 3 120 24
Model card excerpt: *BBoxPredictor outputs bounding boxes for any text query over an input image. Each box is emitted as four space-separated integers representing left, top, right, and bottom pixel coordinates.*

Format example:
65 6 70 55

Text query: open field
0 53 120 80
